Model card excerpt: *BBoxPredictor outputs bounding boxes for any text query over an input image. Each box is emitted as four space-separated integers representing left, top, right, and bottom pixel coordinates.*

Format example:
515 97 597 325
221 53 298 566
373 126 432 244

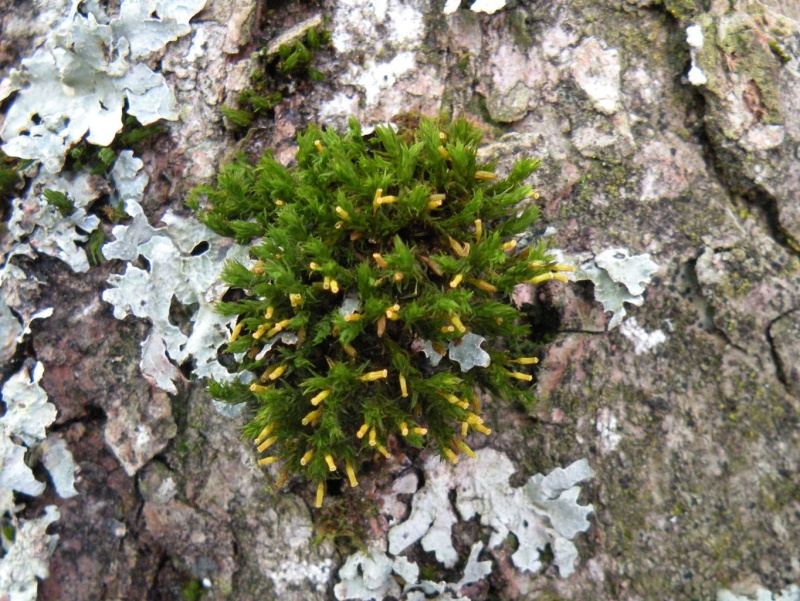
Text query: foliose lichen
189 117 572 504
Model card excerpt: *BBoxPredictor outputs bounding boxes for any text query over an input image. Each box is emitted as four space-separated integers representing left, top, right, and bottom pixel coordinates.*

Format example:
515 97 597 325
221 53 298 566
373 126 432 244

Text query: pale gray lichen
448 333 491 372
0 505 61 601
718 585 800 601
0 0 206 173
334 542 486 601
569 247 660 329
0 362 79 506
6 166 103 272
388 449 594 578
102 174 248 395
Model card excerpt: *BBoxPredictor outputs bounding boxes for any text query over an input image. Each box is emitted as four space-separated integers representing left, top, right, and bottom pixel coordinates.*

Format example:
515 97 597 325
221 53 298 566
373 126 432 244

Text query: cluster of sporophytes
188 117 572 506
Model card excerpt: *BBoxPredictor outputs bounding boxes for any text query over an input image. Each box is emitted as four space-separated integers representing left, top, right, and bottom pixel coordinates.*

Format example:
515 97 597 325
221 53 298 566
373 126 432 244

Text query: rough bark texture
2 0 799 599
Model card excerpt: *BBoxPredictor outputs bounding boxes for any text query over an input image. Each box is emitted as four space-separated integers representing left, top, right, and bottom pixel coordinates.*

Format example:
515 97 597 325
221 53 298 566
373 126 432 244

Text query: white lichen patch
334 543 483 601
448 333 491 372
619 317 666 354
570 38 621 115
596 407 622 454
469 0 507 14
320 0 442 124
685 24 707 87
717 585 800 601
0 362 79 503
0 505 61 601
101 157 248 395
1 362 56 447
6 167 104 272
387 449 594 578
0 0 205 172
571 248 660 329
102 216 248 394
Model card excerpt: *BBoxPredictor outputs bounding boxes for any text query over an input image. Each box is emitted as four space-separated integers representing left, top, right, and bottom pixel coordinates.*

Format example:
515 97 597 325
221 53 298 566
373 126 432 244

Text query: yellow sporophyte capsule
466 413 484 425
441 393 461 405
252 324 270 340
449 273 463 288
309 262 319 270
255 423 275 445
455 440 477 459
302 409 320 426
249 383 268 394
300 449 314 465
258 456 279 466
289 293 302 307
450 314 466 333
373 188 383 202
315 482 325 508
257 436 278 453
506 370 533 382
373 253 389 269
400 422 409 436
368 427 377 446
356 423 370 439
251 262 265 275
393 272 404 282
473 422 492 435
385 304 400 320
399 374 408 398
552 264 576 272
314 140 324 152
343 313 362 322
375 195 397 206
376 445 391 459
335 206 350 221
342 342 357 357
475 170 498 181
502 240 518 251
441 325 455 333
323 276 331 290
438 146 451 160
412 427 428 435
439 131 447 141
528 272 570 285
229 322 244 343
325 454 337 472
360 369 388 382
442 447 459 464
474 219 482 242
469 278 497 293
346 461 359 487
275 199 285 206
268 364 288 380
448 236 467 257
310 389 331 406
427 194 445 210
266 319 292 338
461 422 469 437
330 279 340 294
511 357 539 365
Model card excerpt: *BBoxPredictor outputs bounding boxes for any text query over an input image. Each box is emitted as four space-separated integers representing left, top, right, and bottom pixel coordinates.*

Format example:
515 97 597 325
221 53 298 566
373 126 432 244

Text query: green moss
663 0 698 20
189 118 569 503
223 25 330 128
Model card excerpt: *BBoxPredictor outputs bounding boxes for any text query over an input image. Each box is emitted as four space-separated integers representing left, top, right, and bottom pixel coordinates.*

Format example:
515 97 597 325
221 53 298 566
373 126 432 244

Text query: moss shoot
188 117 571 505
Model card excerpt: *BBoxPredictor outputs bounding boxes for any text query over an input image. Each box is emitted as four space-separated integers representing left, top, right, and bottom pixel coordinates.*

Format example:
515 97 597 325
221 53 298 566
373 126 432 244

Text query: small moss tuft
190 117 570 503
